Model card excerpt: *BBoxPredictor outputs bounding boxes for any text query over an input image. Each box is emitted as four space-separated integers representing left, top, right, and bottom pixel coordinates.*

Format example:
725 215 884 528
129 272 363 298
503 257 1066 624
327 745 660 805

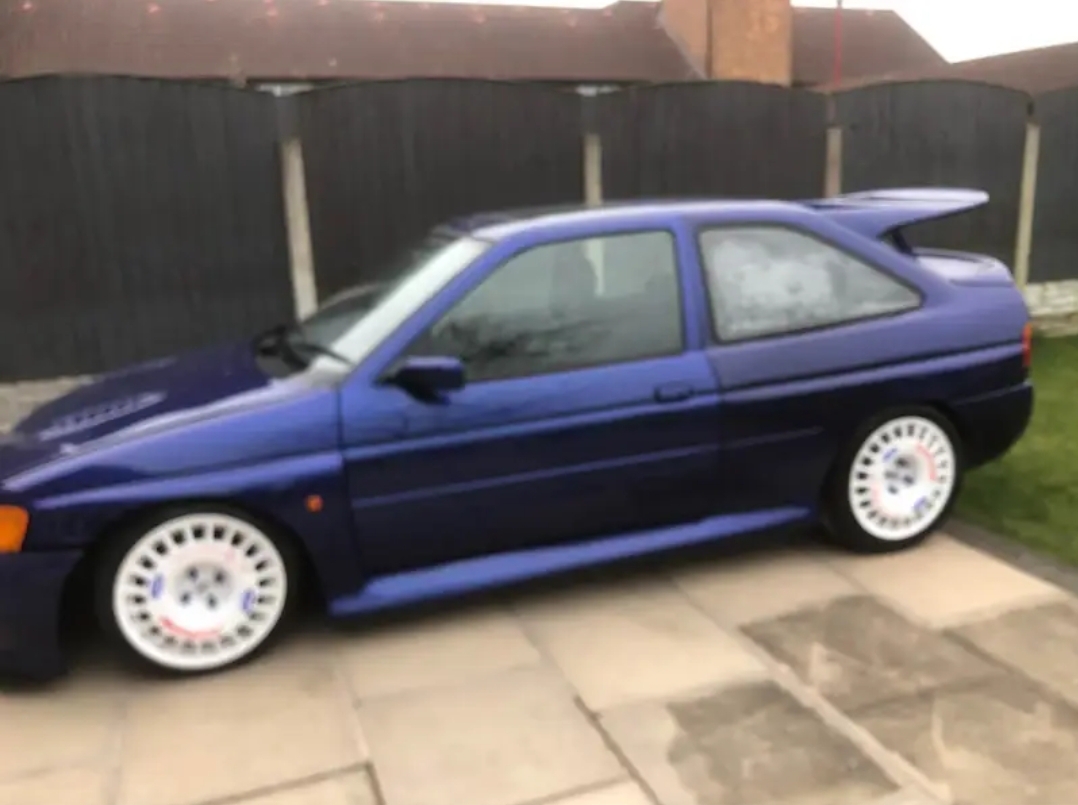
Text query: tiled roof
0 0 949 86
0 0 698 83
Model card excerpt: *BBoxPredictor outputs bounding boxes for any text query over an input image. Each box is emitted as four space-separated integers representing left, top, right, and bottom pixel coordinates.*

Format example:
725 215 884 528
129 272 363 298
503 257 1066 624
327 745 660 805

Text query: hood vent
36 392 167 441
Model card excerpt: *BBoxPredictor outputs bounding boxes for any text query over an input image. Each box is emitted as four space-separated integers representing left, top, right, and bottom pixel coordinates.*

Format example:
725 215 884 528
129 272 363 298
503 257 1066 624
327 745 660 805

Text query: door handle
654 383 695 403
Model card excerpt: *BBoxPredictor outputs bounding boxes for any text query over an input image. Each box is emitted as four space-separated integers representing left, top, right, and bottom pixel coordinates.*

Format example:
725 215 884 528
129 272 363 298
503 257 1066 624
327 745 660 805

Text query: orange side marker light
0 506 29 553
1022 323 1033 370
305 495 324 513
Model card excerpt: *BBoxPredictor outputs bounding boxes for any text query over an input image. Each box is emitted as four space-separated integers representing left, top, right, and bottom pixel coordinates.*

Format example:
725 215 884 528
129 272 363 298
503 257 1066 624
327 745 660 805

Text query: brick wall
710 0 792 84
662 0 793 84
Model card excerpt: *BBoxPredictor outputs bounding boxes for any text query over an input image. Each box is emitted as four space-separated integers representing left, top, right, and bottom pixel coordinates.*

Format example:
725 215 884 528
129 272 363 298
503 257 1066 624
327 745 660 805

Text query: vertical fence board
836 81 1029 267
595 82 828 201
1029 88 1078 283
298 79 584 299
0 75 1064 383
0 76 292 380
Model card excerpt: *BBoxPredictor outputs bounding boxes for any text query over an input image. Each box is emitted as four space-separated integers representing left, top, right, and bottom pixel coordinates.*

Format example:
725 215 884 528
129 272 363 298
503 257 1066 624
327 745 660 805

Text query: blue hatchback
0 189 1033 678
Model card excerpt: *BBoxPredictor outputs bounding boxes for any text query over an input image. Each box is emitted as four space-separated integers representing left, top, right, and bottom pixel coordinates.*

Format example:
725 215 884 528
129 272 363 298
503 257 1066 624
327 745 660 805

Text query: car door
692 221 928 513
338 227 722 576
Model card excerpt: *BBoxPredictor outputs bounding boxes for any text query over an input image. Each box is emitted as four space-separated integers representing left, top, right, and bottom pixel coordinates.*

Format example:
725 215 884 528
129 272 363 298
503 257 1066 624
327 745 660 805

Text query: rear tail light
1022 323 1033 370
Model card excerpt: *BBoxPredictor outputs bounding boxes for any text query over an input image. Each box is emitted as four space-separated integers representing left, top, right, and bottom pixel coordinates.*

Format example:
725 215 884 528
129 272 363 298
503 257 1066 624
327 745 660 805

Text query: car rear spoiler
804 188 990 241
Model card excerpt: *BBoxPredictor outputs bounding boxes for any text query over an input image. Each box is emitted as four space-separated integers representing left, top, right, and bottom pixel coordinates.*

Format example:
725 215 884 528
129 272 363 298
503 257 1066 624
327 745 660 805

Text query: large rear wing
804 188 989 243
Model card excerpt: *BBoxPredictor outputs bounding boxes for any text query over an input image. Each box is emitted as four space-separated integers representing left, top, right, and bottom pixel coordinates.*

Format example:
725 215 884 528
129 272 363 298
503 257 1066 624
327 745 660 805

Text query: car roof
454 199 804 241
451 188 992 244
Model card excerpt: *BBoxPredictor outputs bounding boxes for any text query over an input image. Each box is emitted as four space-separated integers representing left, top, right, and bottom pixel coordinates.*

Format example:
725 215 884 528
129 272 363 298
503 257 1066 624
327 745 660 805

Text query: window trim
692 222 925 346
385 226 688 386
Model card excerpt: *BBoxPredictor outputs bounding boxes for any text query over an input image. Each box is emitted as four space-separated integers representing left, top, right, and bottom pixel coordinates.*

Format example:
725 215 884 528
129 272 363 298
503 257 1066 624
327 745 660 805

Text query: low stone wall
1024 280 1078 319
1024 281 1078 336
0 378 87 431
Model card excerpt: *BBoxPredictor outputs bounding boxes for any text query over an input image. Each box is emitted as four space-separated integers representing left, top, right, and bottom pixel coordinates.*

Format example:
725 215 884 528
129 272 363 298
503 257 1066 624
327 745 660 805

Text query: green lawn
957 334 1078 562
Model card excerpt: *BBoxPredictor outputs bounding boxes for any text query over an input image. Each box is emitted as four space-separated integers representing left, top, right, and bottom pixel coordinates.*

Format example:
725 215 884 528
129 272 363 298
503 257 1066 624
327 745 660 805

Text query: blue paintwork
331 508 808 615
0 189 1034 679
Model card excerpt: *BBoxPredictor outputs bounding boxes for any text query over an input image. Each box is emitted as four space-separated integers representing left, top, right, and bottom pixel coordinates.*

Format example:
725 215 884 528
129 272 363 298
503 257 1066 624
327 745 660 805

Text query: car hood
9 341 278 462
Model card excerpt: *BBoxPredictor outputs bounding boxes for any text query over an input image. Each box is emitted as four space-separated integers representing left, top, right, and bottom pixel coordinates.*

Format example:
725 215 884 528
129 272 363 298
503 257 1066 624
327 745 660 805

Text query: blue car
0 188 1032 679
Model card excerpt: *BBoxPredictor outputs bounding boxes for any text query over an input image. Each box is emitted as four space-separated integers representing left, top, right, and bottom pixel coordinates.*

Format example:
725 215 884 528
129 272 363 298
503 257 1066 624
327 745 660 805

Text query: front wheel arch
61 499 324 638
91 504 309 674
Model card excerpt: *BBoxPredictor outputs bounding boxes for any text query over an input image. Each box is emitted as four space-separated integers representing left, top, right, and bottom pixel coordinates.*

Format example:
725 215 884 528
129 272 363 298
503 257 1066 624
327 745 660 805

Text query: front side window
698 226 920 342
408 231 683 382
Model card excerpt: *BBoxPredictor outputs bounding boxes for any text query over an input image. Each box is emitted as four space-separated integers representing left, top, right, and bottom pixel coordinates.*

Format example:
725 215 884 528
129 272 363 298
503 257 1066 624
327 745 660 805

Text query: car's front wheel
825 407 963 552
95 508 298 675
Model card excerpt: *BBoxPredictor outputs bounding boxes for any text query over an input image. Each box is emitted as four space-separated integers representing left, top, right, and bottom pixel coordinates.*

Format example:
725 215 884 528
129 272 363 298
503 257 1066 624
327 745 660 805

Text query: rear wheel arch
819 400 967 500
818 403 965 551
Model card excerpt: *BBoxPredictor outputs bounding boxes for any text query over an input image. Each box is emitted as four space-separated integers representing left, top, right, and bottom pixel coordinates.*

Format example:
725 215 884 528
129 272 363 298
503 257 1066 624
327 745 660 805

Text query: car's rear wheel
825 408 963 552
95 508 298 675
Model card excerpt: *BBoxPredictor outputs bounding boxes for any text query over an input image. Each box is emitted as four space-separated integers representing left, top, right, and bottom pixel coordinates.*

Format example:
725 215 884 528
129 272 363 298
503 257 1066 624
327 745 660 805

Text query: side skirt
328 507 812 617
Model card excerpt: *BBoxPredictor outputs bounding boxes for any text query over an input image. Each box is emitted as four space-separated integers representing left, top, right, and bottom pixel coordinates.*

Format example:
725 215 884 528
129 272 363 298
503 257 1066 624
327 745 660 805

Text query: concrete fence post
583 133 603 207
824 126 843 198
1013 121 1041 290
582 132 606 292
280 136 319 320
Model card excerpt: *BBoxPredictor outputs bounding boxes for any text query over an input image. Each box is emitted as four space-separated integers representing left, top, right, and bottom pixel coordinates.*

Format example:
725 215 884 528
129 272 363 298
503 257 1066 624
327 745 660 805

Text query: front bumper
0 550 81 680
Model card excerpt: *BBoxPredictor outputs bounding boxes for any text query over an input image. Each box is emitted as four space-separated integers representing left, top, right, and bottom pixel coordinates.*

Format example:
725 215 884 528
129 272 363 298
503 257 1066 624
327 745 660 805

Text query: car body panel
0 189 1035 679
330 507 809 615
337 219 725 574
0 550 80 678
342 353 723 575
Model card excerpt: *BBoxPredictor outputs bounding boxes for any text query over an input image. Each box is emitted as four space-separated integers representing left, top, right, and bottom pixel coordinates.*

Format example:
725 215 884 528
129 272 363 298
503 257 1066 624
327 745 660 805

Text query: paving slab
868 792 944 805
232 771 379 805
359 666 623 805
670 548 858 627
824 534 1065 628
335 605 541 700
857 673 1078 805
743 596 999 713
0 669 123 779
601 680 896 805
548 781 654 805
515 576 766 712
115 635 365 805
955 599 1078 708
0 766 111 805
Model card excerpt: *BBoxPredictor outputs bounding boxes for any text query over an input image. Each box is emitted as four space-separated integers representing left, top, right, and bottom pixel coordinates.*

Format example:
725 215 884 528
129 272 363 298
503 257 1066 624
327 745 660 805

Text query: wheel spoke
112 513 288 673
847 416 957 543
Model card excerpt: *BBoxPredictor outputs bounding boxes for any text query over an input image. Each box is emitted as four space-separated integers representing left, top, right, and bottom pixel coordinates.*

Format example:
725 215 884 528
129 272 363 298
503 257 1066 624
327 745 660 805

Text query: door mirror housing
388 356 466 399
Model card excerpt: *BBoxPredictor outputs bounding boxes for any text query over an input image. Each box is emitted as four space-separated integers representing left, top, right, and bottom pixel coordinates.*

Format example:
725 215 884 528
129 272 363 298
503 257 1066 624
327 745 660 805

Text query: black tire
93 505 302 676
822 406 964 554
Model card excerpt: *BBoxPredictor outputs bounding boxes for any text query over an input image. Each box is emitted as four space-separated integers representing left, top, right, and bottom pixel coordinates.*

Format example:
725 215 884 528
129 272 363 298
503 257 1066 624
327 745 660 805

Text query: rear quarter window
698 226 921 342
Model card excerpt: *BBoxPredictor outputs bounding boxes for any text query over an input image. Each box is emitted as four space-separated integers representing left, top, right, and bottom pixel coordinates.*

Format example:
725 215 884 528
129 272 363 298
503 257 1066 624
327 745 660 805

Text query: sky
790 0 1078 62
376 0 1078 63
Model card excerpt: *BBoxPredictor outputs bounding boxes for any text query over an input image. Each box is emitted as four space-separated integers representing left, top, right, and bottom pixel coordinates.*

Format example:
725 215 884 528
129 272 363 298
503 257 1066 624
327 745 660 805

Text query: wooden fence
0 75 1073 379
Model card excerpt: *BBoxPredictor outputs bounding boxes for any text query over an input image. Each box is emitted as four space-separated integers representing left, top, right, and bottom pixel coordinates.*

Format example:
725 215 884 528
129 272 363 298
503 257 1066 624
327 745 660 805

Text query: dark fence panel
0 76 292 380
836 81 1029 267
594 82 827 200
298 80 584 299
1029 88 1078 283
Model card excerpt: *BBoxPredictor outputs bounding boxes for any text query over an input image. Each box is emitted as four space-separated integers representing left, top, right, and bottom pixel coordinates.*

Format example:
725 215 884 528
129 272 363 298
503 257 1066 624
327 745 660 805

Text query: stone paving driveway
3 529 1078 805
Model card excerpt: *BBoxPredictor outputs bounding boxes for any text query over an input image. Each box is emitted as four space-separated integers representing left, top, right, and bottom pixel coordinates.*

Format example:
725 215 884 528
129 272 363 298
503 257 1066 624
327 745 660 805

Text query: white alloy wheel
847 415 957 543
109 512 290 673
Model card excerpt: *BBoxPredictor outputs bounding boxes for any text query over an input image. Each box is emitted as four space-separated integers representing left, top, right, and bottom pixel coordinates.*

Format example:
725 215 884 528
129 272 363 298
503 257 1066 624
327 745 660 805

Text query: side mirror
388 356 465 399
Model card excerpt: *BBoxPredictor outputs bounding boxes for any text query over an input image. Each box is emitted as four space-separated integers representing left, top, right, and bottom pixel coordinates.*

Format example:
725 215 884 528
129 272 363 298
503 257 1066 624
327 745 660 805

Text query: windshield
280 231 490 371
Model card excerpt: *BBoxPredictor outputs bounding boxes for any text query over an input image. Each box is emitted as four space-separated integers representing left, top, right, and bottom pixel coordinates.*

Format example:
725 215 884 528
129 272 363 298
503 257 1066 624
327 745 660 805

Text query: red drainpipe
832 0 844 85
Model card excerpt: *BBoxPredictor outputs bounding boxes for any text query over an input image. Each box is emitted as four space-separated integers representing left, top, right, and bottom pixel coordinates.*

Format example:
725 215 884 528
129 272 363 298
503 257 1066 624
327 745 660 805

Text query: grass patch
957 334 1078 563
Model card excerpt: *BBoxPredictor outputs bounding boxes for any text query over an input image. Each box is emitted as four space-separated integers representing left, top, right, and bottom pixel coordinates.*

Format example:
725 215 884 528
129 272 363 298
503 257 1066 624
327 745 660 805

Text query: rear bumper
953 381 1034 468
0 550 81 680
